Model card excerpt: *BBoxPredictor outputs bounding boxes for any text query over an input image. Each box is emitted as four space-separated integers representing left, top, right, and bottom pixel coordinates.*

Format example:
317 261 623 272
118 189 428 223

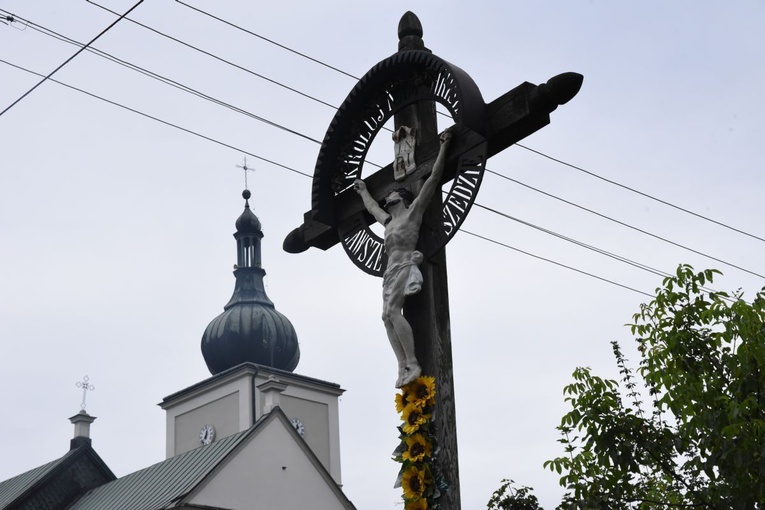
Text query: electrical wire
4 13 760 281
1 7 757 294
484 168 765 280
0 57 660 299
1 10 323 146
2 24 756 286
0 0 144 118
1 8 392 170
169 1 765 246
80 1 764 277
468 198 730 299
471 201 669 279
0 58 311 179
15 10 759 279
174 0 359 80
460 230 654 298
84 0 398 142
515 143 765 244
84 0 340 111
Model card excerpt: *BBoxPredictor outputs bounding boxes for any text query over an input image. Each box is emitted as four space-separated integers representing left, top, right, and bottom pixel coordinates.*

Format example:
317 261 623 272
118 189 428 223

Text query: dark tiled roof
0 445 115 510
0 453 74 508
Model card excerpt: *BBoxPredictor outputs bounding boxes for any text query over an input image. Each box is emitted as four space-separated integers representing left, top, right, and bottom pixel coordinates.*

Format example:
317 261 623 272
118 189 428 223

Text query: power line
459 230 654 298
86 0 765 264
0 58 311 179
0 0 144 118
484 168 765 280
471 201 669 279
1 10 324 146
2 11 754 302
515 143 765 244
0 13 752 295
84 0 340 111
2 8 393 171
167 4 765 246
7 11 760 281
1 58 663 299
173 0 359 80
85 0 399 144
468 198 728 299
4 21 759 282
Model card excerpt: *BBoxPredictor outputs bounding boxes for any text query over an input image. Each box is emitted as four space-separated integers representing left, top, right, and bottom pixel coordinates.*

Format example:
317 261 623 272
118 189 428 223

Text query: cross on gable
76 375 95 410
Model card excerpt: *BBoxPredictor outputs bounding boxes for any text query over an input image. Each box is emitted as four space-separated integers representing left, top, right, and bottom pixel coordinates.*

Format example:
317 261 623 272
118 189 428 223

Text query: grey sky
1 2 764 508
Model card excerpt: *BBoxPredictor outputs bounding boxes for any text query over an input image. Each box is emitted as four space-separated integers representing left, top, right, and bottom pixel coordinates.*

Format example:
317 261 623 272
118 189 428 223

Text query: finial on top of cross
75 375 95 410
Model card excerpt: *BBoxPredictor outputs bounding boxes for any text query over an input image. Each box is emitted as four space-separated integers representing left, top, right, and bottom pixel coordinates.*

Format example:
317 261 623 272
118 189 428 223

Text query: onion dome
201 190 300 374
235 189 261 233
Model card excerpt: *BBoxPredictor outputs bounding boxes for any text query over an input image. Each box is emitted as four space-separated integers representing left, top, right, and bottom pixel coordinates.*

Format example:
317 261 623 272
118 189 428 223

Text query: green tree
487 479 543 510
544 265 765 509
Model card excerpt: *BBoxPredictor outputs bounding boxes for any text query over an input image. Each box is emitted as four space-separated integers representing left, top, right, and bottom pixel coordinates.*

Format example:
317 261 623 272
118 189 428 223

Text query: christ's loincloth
383 251 424 299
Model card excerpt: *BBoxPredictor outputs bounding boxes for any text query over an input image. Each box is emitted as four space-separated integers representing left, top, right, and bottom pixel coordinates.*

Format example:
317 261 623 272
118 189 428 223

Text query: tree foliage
487 479 543 510
544 265 765 509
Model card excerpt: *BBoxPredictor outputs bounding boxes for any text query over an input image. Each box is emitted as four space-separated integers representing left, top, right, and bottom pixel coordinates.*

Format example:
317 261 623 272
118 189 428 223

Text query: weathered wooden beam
282 72 582 254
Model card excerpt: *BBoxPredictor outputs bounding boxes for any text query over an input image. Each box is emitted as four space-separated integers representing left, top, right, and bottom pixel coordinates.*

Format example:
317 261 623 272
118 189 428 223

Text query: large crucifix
284 12 581 510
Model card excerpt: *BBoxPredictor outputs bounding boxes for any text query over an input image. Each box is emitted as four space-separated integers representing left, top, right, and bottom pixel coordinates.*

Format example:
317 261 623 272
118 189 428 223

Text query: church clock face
199 424 215 445
290 418 305 437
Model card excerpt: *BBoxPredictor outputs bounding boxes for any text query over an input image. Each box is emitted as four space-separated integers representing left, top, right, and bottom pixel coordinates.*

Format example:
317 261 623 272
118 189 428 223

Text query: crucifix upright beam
284 12 581 510
393 14 462 509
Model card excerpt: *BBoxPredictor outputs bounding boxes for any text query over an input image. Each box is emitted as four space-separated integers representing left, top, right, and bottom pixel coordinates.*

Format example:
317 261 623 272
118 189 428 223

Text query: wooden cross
284 12 581 510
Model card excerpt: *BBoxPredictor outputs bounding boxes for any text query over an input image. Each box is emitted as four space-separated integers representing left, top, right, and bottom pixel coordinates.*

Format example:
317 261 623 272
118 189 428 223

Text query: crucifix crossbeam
283 71 582 255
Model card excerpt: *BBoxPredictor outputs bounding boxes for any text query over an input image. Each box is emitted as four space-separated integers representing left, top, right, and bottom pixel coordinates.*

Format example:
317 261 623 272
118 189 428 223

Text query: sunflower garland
393 375 447 510
403 433 432 463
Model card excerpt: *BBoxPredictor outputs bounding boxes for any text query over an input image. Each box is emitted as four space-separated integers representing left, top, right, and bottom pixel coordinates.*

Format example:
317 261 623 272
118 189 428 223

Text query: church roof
68 427 248 510
161 361 342 406
235 190 261 233
0 454 70 508
68 408 354 510
0 443 115 510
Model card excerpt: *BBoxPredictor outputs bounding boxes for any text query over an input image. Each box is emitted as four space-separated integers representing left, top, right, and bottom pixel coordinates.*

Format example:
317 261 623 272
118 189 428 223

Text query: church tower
160 189 344 484
200 188 300 374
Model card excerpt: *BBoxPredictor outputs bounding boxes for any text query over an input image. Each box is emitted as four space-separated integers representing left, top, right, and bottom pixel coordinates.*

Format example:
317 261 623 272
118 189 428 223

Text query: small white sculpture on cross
393 125 417 181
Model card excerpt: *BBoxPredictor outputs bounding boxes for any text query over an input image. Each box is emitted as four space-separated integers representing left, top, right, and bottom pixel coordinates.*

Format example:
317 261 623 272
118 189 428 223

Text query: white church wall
175 392 240 455
162 367 256 457
278 394 330 471
185 416 352 510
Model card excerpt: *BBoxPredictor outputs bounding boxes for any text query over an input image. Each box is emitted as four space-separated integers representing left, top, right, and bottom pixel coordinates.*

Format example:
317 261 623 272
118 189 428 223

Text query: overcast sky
2 1 764 508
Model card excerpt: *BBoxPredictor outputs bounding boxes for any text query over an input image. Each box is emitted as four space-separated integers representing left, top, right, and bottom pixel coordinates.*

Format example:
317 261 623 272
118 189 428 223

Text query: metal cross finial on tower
75 375 95 410
235 156 256 190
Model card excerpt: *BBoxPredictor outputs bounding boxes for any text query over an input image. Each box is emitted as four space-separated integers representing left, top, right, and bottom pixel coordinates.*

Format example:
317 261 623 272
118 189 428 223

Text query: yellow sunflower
401 465 427 500
395 388 411 414
405 498 428 510
404 376 436 408
401 403 431 434
402 433 432 463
